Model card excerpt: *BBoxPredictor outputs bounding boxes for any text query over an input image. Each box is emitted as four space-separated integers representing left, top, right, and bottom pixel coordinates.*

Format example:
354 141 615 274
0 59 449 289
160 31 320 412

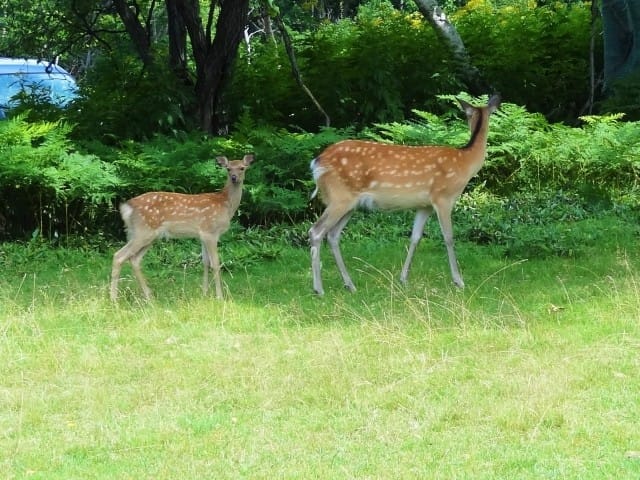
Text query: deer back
311 95 500 210
121 191 233 239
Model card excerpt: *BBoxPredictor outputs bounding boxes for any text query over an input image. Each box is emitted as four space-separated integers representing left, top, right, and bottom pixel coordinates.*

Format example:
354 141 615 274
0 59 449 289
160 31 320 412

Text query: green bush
454 0 597 123
229 1 458 130
3 96 639 249
0 115 119 238
69 47 193 143
599 68 640 121
455 189 620 258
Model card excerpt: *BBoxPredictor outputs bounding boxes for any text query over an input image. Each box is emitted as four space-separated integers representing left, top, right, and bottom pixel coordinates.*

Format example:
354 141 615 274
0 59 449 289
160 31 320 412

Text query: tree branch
268 5 331 127
413 0 489 94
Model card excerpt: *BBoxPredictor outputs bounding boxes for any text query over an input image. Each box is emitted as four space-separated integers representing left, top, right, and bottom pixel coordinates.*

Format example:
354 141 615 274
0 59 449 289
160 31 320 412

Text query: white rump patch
310 158 328 199
119 202 134 222
310 158 327 182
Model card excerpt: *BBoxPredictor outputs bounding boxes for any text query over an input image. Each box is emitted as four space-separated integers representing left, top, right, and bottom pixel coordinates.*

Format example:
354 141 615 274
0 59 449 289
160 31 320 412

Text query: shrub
454 0 598 123
228 1 459 130
0 115 119 238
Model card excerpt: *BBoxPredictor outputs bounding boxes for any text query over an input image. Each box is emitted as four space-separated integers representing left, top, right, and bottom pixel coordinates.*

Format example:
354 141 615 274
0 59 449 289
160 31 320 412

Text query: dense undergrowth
1 96 639 247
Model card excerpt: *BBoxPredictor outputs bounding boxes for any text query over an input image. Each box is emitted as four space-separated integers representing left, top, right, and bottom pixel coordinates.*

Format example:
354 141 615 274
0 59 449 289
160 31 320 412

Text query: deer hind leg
434 203 464 288
202 235 223 299
110 245 129 301
400 208 432 285
326 211 355 292
309 204 354 295
201 242 210 295
110 239 152 301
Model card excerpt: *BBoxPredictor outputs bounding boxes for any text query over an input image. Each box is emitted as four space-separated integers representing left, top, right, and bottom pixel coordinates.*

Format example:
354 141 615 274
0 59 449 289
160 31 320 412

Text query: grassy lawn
1 222 640 479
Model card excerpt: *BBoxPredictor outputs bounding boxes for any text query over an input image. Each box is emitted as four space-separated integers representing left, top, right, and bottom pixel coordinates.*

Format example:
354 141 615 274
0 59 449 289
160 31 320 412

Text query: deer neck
222 181 245 213
461 111 491 176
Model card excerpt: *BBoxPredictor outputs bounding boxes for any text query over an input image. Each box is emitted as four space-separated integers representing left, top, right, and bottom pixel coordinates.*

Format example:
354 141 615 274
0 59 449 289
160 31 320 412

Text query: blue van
0 57 78 118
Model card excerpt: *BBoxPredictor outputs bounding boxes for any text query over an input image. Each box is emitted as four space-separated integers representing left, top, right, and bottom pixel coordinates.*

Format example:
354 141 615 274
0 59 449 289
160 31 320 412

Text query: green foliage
69 48 194 142
488 108 640 206
0 0 76 63
454 0 597 123
599 67 640 121
0 115 119 238
232 118 352 223
107 135 241 196
456 188 639 258
229 1 458 130
3 96 640 253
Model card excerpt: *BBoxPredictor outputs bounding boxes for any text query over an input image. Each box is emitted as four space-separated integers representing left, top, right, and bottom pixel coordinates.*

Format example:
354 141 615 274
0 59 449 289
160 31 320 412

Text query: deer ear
242 154 255 166
487 93 502 113
456 98 474 117
216 156 229 167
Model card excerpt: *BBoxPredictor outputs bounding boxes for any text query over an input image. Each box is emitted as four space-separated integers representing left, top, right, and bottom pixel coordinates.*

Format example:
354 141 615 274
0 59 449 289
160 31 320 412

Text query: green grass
1 218 640 479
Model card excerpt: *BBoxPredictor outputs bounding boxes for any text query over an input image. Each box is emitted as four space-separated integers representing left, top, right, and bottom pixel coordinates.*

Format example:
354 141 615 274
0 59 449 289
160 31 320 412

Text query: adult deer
309 94 501 295
110 154 254 301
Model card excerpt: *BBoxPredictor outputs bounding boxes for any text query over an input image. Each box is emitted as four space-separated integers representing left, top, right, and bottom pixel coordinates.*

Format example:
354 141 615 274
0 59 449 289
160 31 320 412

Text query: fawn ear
216 156 229 167
242 154 255 166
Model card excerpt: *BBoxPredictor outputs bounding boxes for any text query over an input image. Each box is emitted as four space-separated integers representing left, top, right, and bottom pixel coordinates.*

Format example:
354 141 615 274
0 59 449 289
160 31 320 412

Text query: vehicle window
0 72 78 108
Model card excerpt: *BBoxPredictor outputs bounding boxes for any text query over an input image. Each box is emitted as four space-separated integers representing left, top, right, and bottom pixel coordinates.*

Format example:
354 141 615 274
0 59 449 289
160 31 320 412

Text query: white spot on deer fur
369 180 379 188
446 172 456 178
341 157 349 165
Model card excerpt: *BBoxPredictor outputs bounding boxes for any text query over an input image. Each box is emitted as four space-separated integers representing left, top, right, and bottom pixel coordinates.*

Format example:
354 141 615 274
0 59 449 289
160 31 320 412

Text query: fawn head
217 154 255 185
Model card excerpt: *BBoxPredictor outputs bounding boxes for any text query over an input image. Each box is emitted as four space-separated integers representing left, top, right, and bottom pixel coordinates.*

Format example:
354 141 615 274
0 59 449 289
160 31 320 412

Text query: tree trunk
176 0 249 133
166 0 188 78
112 0 153 66
601 0 640 89
412 0 488 94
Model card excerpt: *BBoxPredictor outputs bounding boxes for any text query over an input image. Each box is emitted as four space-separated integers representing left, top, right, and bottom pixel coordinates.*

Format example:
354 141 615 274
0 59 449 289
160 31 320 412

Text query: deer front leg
435 205 464 288
202 235 223 299
201 242 210 295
